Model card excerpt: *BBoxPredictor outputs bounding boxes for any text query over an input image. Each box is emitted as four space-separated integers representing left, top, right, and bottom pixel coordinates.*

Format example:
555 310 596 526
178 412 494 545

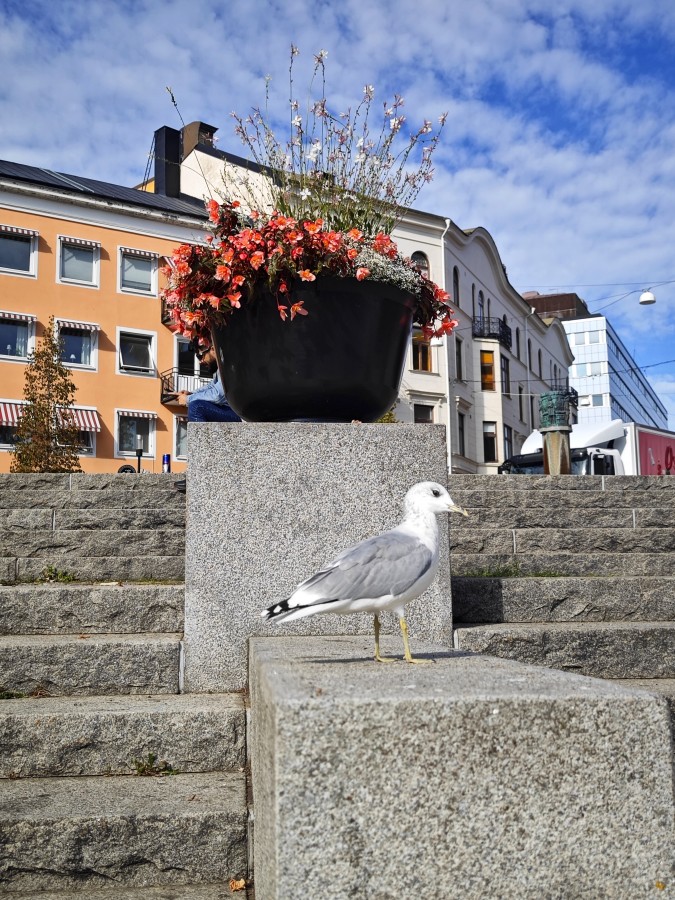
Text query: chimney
181 121 218 158
154 126 181 198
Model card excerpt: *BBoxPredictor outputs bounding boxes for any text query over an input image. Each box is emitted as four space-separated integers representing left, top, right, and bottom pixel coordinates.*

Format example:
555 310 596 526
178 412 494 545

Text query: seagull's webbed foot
400 616 433 665
373 614 396 663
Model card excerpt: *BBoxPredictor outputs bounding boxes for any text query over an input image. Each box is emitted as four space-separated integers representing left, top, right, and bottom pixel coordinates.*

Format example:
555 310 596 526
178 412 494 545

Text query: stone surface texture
0 633 181 695
184 423 455 691
0 693 245 777
250 635 675 900
0 772 247 892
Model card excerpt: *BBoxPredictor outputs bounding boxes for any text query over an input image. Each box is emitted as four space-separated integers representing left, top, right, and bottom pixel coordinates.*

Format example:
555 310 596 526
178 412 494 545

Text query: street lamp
135 434 143 473
639 289 656 305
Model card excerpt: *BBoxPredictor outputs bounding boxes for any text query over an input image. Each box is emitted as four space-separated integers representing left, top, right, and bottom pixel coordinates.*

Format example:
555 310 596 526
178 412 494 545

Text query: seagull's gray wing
293 530 433 606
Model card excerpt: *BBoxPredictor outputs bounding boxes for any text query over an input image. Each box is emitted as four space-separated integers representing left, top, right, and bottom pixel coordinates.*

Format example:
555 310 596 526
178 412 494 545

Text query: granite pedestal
184 423 452 691
250 636 675 899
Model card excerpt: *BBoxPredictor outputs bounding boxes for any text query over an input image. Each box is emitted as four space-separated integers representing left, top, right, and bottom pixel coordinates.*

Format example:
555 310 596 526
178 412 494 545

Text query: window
0 313 34 359
411 252 430 277
592 394 605 407
452 266 460 308
0 226 38 276
477 290 485 321
457 412 466 457
175 416 188 459
0 401 24 449
57 321 98 369
528 339 533 370
455 338 463 381
538 349 543 377
515 328 521 360
480 350 495 391
483 422 497 463
117 410 156 456
501 356 511 395
503 425 513 460
118 330 155 375
412 329 432 372
573 332 586 345
58 237 99 286
414 404 434 424
120 247 158 295
530 396 536 427
518 386 524 421
588 330 601 344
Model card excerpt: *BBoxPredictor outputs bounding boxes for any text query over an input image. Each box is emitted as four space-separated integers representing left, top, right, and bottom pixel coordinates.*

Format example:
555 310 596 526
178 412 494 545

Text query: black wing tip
262 598 291 621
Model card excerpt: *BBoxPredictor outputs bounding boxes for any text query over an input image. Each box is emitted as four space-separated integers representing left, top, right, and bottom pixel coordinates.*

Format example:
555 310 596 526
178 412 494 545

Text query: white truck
498 419 675 476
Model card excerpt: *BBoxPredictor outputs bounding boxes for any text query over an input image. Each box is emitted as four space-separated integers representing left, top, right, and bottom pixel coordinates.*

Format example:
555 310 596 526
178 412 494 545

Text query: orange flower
231 275 245 288
303 220 323 234
207 199 220 222
227 292 242 308
356 267 370 281
290 301 308 319
250 251 265 270
215 265 231 282
346 248 358 261
277 304 288 321
298 270 316 281
347 228 363 241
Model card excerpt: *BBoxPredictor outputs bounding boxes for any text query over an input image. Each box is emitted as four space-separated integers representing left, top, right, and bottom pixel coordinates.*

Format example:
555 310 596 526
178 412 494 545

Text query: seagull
261 481 468 663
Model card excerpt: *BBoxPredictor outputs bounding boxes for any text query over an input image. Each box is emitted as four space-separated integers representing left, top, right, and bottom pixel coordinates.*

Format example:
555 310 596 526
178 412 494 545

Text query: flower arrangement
162 47 458 350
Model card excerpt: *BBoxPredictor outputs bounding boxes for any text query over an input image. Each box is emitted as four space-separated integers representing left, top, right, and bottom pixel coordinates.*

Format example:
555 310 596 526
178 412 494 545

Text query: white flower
307 141 322 163
292 115 302 127
363 84 374 99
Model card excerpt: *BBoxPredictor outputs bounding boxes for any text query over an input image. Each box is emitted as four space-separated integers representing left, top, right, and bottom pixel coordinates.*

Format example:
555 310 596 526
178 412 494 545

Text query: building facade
0 160 210 474
525 292 668 429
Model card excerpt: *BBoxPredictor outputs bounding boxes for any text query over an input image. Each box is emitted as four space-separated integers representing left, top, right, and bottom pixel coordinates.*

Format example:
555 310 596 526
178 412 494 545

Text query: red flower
298 270 316 281
356 267 370 281
290 301 308 319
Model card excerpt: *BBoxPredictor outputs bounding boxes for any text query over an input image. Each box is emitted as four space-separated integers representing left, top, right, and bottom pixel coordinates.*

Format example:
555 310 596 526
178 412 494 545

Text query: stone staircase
448 474 675 731
0 474 248 898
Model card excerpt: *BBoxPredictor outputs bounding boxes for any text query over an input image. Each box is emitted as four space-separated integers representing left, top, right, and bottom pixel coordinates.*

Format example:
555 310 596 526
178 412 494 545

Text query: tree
10 317 83 473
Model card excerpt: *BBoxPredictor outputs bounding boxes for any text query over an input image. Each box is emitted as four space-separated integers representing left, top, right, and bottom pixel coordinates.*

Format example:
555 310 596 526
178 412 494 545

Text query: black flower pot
211 275 415 422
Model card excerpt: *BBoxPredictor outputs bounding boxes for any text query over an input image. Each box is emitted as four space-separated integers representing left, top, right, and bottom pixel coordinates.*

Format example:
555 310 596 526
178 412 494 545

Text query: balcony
160 368 212 405
472 317 512 350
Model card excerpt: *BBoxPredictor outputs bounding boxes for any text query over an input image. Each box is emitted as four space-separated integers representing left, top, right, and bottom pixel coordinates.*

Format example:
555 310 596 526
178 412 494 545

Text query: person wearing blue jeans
176 347 241 423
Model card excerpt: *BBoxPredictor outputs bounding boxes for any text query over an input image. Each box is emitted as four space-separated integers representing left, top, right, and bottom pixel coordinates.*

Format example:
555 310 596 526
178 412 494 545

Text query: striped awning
0 402 25 426
0 310 36 324
60 236 100 249
117 410 157 420
0 225 38 238
56 319 100 332
120 246 159 259
59 408 101 432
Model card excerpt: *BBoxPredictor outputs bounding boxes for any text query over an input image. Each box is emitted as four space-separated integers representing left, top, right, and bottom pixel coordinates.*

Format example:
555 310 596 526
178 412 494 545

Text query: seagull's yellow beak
449 503 469 517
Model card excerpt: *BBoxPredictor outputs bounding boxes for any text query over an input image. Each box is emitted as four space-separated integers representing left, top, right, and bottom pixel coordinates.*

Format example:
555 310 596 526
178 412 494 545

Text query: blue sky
2 0 674 423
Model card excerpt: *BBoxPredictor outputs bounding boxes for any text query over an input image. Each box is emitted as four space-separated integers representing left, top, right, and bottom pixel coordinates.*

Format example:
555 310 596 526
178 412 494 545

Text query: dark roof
0 159 208 219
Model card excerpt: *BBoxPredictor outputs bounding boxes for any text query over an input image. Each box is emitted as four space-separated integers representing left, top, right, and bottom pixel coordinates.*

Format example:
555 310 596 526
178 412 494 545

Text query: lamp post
135 434 143 474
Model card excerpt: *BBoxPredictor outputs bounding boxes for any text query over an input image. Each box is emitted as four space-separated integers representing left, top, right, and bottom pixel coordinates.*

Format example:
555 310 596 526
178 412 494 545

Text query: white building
525 292 667 430
156 121 575 474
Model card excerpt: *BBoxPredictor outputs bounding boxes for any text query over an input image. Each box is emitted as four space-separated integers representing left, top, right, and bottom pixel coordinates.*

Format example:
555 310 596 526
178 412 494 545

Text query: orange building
0 159 210 473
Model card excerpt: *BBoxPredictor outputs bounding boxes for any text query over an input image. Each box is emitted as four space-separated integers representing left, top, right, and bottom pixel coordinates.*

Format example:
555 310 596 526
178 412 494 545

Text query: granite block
250 635 674 900
184 423 457 691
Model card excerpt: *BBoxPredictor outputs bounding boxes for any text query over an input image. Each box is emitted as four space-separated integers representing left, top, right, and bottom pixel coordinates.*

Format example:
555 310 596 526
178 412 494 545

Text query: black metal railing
159 368 212 404
472 317 512 350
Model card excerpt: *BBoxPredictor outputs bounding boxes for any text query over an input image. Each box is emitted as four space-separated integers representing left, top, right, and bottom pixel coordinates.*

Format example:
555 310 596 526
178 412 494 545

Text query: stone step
458 507 675 528
0 693 245 778
451 551 675 577
5 886 249 899
452 575 675 624
1 583 184 635
2 508 185 530
453 621 675 678
449 527 675 555
0 772 247 893
0 633 181 696
0 473 181 491
3 555 185 584
0 489 186 510
0 529 185 558
447 473 675 494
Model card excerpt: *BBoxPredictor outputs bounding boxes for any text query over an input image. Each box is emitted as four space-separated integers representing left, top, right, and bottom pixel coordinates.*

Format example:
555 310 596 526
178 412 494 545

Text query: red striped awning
60 236 100 249
120 246 159 259
0 402 25 426
56 319 100 332
0 311 36 323
117 410 157 420
0 225 38 238
59 408 101 432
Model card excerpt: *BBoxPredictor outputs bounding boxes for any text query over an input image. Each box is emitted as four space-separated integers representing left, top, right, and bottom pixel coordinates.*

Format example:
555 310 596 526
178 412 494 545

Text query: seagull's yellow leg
374 614 395 663
400 616 432 664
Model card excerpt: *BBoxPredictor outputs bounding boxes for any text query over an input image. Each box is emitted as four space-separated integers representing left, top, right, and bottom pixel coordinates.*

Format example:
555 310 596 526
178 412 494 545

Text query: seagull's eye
432 489 441 497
